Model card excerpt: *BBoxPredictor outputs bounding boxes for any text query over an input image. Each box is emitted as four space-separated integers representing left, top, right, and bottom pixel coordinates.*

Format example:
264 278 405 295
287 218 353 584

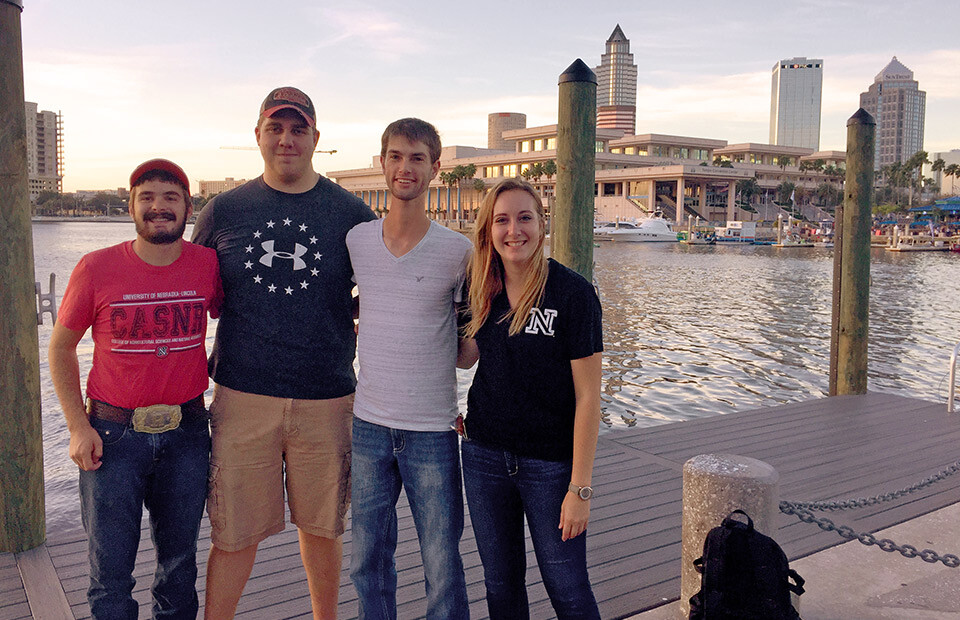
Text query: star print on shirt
245 218 325 299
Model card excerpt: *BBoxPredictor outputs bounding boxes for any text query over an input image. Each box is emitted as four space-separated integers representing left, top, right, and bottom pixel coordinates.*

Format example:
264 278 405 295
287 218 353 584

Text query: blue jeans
349 417 469 620
79 415 210 620
461 439 600 620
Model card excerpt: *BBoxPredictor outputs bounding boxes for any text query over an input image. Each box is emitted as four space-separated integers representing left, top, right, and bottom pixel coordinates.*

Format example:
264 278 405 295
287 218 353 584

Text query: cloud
306 6 430 61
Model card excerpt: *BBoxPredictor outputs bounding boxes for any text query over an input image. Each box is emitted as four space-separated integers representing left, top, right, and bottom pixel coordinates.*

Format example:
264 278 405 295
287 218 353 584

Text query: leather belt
86 395 206 433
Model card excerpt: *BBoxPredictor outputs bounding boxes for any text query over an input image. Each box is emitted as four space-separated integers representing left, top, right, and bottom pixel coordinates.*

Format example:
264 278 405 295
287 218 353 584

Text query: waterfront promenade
3 391 960 618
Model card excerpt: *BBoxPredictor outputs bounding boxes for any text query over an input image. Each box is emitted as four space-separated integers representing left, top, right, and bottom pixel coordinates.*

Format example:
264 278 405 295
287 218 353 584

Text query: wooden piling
0 0 46 552
553 59 596 282
829 109 875 396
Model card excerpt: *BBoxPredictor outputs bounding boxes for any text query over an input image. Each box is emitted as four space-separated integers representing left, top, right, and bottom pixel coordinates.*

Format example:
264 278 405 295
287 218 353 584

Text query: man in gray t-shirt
346 118 471 619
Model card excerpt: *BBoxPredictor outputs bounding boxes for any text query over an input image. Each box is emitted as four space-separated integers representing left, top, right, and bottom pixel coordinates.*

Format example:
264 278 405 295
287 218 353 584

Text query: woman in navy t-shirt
458 178 603 619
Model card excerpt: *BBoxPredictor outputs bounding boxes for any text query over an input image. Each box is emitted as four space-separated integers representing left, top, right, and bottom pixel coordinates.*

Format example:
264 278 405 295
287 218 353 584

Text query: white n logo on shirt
525 308 557 336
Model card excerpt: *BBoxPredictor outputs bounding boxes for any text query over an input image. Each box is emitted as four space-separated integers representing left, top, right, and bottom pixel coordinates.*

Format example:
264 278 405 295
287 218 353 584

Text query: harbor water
32 221 960 537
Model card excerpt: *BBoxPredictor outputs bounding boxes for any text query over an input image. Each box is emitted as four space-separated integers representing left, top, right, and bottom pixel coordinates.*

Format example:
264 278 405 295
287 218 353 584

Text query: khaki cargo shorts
207 384 353 552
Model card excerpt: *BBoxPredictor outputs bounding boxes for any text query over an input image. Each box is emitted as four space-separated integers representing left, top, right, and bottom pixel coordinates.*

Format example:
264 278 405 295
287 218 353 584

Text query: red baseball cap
129 159 190 194
260 86 316 127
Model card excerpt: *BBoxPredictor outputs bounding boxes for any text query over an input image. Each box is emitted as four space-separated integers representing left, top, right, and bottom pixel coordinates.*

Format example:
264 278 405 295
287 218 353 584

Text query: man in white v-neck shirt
345 118 471 619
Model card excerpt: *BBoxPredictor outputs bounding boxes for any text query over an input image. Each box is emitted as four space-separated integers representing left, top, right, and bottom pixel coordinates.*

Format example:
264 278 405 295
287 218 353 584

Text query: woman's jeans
79 415 210 620
461 439 600 620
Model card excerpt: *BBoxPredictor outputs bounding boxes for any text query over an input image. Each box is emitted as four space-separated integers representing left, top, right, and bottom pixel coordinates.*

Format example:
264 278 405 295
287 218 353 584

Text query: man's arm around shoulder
49 323 102 471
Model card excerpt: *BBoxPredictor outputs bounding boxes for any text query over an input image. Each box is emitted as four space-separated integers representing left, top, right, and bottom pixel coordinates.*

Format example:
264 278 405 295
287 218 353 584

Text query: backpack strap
722 509 755 532
787 568 805 596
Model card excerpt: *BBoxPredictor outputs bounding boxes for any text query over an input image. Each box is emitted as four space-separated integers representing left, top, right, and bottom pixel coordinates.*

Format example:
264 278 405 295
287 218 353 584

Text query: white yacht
593 213 678 242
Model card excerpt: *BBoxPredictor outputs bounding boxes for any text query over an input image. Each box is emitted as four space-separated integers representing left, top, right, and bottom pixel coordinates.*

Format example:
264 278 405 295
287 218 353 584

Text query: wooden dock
4 392 960 619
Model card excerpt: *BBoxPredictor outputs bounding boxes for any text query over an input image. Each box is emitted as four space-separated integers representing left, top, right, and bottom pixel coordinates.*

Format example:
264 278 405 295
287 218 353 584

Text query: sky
19 0 960 193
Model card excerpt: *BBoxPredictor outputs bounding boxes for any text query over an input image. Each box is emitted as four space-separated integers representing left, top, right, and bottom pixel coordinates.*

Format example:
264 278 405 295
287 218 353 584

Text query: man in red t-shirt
49 159 221 620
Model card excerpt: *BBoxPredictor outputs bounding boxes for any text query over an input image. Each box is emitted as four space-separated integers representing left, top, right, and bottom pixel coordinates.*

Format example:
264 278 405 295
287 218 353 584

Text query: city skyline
19 0 960 192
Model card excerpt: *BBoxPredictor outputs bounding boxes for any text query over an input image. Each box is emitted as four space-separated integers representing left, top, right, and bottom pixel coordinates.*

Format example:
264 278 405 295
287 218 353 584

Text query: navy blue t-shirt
192 176 375 399
466 259 603 461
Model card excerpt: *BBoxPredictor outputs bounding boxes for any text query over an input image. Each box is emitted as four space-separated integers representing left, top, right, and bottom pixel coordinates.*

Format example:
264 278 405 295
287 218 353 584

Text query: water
32 222 960 536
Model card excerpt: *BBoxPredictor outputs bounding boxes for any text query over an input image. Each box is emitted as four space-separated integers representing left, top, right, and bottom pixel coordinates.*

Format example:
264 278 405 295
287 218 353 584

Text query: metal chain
779 501 960 568
783 459 960 512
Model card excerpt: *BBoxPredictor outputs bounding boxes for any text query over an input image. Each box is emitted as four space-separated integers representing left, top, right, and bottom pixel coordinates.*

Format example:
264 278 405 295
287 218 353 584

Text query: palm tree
543 159 557 178
776 181 796 210
736 177 761 208
904 150 929 207
447 164 476 220
945 163 960 194
439 171 455 218
816 182 842 208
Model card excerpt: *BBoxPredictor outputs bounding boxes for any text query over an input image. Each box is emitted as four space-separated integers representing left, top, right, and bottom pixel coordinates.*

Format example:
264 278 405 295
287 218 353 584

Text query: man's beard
136 212 187 245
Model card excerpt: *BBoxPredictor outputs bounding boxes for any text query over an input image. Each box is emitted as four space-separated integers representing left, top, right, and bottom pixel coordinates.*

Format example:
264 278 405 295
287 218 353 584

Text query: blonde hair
465 178 548 337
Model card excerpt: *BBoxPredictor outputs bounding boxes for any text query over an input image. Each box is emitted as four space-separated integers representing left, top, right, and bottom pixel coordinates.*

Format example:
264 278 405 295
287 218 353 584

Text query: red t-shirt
58 240 222 409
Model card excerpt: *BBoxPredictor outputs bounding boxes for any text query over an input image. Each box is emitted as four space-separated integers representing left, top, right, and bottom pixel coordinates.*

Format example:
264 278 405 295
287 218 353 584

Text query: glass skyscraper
769 57 823 150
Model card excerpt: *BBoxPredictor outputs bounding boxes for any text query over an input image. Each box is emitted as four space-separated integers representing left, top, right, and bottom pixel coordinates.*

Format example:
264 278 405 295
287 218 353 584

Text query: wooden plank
29 392 960 619
13 545 72 620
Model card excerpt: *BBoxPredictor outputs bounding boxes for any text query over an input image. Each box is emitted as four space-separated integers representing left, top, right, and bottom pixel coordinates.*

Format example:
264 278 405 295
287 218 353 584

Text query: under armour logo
260 240 308 270
156 345 169 358
524 308 557 336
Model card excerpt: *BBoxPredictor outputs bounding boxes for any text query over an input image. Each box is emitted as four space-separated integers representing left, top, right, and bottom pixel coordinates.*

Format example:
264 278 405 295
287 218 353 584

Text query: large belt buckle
132 404 182 434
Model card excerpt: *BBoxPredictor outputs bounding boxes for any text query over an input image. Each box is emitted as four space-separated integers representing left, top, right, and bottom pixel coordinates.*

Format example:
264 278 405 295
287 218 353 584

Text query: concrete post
0 0 46 552
553 59 596 282
679 454 780 619
829 109 875 396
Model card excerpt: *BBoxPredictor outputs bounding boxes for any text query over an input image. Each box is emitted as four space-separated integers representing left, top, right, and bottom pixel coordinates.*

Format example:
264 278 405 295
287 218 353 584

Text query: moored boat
593 213 678 242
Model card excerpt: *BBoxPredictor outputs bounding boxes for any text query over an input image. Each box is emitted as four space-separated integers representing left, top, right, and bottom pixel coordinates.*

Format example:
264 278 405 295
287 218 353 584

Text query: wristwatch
568 483 594 500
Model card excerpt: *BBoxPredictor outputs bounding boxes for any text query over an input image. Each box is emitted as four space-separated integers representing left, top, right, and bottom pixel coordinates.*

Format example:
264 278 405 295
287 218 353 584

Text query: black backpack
689 509 804 620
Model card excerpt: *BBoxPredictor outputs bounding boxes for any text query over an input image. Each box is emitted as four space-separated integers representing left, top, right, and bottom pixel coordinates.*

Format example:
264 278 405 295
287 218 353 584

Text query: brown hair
465 178 548 337
380 118 442 163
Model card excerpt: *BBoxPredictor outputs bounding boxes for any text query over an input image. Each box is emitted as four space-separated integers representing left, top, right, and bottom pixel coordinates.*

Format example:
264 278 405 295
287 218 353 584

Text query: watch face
578 486 593 500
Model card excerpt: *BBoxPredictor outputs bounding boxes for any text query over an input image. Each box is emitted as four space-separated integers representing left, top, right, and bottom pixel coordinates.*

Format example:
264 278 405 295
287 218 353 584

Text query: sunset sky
19 0 960 192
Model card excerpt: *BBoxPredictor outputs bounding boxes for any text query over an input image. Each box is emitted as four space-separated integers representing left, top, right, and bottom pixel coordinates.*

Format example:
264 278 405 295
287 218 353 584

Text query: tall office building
769 57 823 150
595 24 637 135
859 57 926 170
25 101 63 200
